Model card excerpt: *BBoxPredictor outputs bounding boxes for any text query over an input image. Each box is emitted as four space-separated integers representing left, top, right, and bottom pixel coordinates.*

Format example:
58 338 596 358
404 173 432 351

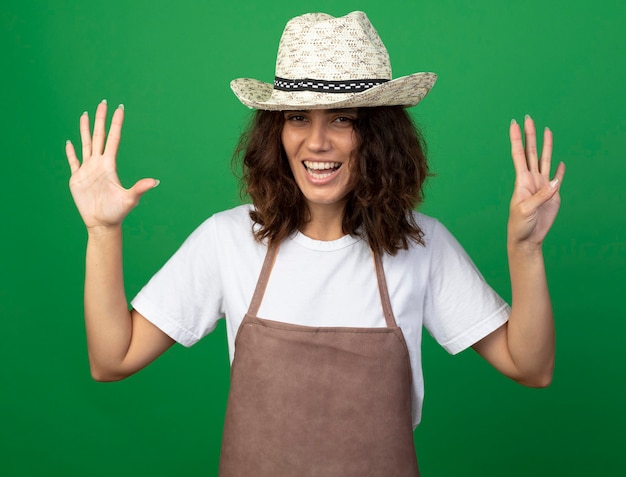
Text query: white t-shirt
131 205 510 426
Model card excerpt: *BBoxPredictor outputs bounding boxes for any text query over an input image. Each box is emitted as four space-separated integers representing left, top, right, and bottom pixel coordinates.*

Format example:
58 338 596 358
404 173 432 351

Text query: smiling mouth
303 161 342 178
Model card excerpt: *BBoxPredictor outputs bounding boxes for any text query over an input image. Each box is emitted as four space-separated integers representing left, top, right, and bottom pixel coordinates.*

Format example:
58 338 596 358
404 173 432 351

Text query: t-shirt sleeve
131 217 224 347
423 220 510 355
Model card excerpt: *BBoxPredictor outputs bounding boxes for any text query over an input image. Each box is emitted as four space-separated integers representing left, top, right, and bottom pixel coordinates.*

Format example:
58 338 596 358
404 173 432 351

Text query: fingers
522 162 566 212
92 100 108 156
65 140 80 174
523 115 539 172
79 110 92 161
104 104 125 158
519 182 557 214
78 100 107 161
130 178 161 200
75 100 124 164
552 161 566 185
539 127 553 179
510 115 553 177
509 119 527 176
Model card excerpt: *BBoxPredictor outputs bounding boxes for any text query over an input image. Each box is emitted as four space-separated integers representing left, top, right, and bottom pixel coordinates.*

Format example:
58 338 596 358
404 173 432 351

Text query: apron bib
219 245 419 476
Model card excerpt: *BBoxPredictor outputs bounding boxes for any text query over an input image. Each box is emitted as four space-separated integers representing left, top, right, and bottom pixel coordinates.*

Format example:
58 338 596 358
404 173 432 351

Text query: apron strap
247 243 279 317
247 243 398 328
373 251 399 328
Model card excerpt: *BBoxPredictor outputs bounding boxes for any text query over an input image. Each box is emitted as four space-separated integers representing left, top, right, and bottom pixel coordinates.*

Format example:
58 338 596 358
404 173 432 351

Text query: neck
300 202 346 241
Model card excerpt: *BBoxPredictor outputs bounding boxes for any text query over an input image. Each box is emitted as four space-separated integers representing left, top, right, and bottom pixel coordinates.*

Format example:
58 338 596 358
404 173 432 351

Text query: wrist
86 224 123 239
507 240 544 260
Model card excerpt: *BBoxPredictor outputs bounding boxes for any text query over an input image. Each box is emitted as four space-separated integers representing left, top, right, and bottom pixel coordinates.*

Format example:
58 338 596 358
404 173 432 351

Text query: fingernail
525 114 531 120
101 99 107 104
118 103 124 110
153 179 160 188
66 139 71 145
549 178 559 188
82 111 88 116
545 126 551 132
511 118 517 125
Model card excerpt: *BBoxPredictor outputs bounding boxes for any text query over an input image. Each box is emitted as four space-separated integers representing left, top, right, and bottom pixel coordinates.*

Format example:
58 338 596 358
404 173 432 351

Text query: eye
333 115 356 127
284 113 307 122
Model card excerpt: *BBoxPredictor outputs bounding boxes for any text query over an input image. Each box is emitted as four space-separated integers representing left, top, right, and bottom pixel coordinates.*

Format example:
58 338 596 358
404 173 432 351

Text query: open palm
66 101 158 230
508 116 565 247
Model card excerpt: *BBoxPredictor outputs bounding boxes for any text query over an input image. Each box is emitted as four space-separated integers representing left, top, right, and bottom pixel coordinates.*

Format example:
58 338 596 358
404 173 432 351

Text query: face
281 108 358 213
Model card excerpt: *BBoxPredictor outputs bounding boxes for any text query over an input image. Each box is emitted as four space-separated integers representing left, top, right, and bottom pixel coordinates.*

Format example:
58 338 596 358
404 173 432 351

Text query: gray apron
219 245 419 476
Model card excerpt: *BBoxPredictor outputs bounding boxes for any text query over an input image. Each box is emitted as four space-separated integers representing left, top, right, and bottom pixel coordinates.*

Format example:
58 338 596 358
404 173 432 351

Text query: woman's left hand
472 116 564 386
508 115 566 250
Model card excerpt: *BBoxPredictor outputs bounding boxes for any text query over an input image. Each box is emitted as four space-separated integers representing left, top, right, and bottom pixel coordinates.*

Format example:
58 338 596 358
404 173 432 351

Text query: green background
2 0 624 475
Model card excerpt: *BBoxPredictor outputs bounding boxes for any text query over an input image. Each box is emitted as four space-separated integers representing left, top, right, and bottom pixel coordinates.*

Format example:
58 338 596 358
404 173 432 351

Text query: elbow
516 364 554 388
521 372 552 388
89 361 129 383
90 371 124 382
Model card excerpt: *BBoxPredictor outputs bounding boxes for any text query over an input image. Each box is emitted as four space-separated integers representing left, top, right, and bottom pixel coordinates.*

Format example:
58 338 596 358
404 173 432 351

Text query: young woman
66 11 565 476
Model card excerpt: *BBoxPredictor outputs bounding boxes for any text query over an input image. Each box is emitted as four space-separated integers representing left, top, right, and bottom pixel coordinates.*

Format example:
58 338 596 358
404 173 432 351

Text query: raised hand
66 100 158 230
508 115 565 249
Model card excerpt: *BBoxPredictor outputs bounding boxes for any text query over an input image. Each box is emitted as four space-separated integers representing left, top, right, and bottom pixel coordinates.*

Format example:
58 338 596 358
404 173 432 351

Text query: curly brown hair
232 106 429 255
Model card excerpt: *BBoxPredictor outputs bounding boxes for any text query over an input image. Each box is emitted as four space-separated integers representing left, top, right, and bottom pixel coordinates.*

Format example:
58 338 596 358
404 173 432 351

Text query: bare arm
473 115 565 387
67 101 174 381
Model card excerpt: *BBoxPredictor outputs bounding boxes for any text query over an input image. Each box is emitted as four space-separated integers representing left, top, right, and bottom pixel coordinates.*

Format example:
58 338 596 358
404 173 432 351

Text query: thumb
523 178 560 212
130 178 160 199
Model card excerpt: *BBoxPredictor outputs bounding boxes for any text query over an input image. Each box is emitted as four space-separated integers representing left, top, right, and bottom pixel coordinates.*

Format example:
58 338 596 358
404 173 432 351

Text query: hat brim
231 72 437 110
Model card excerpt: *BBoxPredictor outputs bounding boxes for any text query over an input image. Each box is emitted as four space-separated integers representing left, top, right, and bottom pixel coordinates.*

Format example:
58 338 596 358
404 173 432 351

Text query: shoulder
192 204 255 237
410 211 453 249
203 204 267 259
412 211 438 236
174 204 258 255
386 212 466 271
206 204 254 227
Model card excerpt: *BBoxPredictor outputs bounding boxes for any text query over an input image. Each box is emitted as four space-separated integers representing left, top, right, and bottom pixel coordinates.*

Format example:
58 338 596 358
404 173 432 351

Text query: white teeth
312 171 333 178
303 161 341 171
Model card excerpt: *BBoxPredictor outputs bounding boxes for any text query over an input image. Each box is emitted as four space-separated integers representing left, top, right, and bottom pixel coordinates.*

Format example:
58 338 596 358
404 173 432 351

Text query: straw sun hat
230 11 437 111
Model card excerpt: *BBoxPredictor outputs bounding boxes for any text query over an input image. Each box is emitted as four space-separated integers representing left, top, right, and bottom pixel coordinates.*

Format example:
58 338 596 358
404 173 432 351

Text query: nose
305 118 331 153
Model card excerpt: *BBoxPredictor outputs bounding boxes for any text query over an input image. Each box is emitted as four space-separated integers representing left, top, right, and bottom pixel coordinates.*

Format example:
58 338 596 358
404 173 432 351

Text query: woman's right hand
66 100 159 231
